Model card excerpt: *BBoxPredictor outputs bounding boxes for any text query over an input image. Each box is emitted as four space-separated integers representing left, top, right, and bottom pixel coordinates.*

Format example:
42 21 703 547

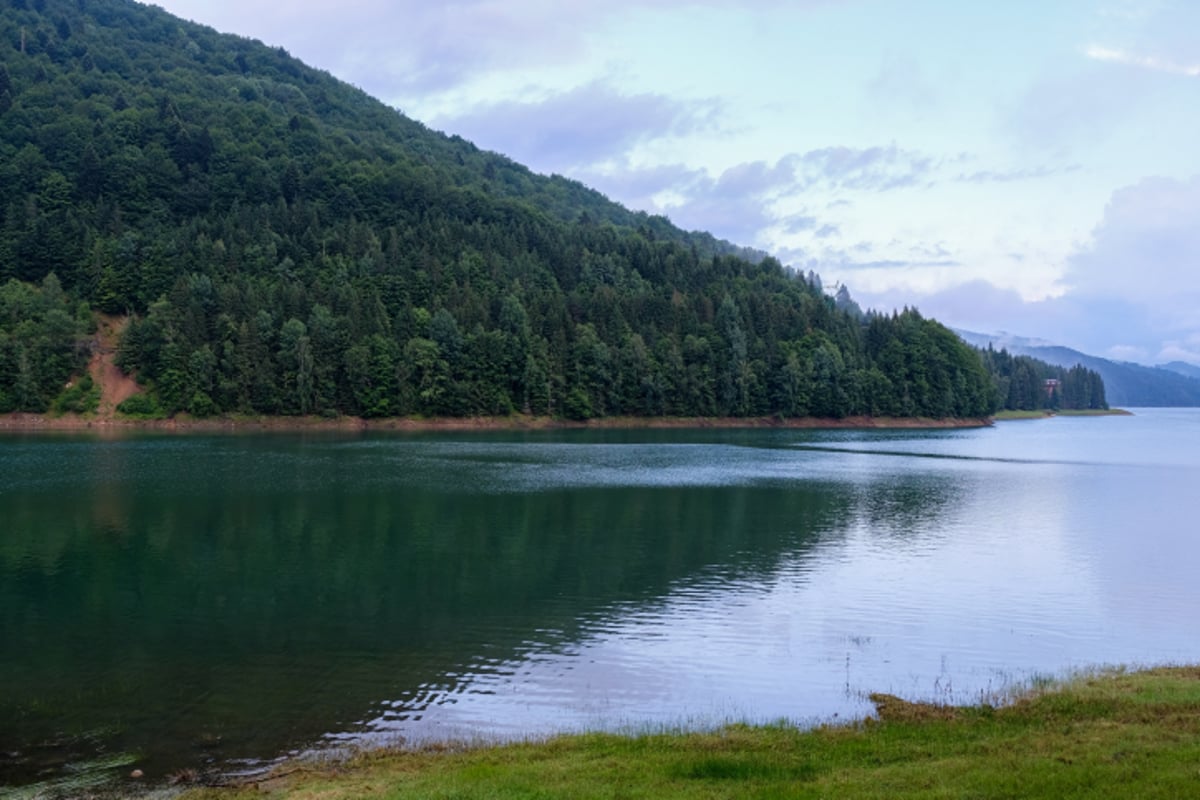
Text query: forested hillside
980 347 1108 412
1012 346 1194 408
2 0 1001 420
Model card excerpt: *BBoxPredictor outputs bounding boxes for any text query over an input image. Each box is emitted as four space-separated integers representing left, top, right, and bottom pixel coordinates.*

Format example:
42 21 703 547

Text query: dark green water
2 412 1199 795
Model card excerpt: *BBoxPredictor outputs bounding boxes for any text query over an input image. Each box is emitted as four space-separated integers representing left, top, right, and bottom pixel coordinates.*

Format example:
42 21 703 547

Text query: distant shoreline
993 408 1134 421
0 412 994 434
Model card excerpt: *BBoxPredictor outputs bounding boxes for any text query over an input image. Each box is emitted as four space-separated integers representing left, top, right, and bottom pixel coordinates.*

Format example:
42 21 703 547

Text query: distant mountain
956 331 1200 407
1159 361 1200 381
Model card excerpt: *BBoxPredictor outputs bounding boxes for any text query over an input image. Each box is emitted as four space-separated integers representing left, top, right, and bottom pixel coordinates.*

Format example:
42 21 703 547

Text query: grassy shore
993 408 1133 420
183 667 1200 799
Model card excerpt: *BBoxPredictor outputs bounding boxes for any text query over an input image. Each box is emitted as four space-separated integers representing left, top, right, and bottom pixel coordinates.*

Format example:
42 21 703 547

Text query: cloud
782 216 840 238
641 159 801 244
159 0 837 100
578 162 706 212
576 145 931 246
1106 344 1152 363
1084 44 1200 77
1005 2 1200 153
701 145 937 199
713 159 798 197
164 1 615 96
826 258 960 271
791 145 935 192
660 168 797 244
857 281 1038 326
1065 175 1200 329
1156 334 1200 366
1086 3 1200 81
954 164 1080 184
852 281 1114 355
1006 67 1150 152
783 216 820 234
842 177 1200 365
613 140 995 252
432 83 721 173
1055 175 1200 362
906 241 952 260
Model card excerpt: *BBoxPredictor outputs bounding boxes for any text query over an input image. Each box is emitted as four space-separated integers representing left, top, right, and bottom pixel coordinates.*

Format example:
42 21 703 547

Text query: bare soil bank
0 412 993 434
89 314 140 415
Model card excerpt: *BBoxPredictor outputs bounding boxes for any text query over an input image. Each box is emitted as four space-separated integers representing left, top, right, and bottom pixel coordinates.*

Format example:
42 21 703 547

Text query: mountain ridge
1159 361 1200 381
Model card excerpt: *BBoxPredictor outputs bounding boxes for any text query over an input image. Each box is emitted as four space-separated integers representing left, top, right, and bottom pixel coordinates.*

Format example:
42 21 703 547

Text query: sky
152 0 1200 365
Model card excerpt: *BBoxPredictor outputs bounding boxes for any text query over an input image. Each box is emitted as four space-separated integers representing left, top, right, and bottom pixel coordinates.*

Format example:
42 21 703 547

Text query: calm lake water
2 409 1199 794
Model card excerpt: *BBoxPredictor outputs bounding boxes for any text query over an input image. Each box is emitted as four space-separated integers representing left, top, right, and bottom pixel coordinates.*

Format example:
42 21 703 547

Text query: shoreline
993 408 1133 420
0 412 995 434
175 665 1199 799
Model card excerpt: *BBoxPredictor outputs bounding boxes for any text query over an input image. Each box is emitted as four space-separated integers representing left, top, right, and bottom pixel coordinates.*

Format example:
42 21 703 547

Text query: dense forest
1001 345 1195 408
0 0 1104 420
980 347 1107 412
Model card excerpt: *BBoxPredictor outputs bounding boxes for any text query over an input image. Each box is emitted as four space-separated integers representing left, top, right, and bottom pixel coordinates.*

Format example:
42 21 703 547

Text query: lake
2 409 1198 795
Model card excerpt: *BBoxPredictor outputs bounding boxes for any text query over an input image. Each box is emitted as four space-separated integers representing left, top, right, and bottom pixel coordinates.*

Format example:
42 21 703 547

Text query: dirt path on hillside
88 315 140 418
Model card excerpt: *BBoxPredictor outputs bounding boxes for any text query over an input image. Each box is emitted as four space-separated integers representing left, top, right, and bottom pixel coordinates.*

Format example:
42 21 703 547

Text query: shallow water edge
0 412 994 433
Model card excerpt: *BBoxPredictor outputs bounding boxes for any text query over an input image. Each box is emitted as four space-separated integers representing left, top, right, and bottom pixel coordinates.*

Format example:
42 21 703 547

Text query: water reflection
1 435 855 788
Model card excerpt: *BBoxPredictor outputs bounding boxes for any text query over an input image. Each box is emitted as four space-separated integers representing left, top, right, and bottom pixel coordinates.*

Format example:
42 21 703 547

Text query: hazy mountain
1159 361 1200 381
956 330 1200 407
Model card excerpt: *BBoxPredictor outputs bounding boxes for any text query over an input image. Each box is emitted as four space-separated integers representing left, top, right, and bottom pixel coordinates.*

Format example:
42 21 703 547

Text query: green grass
993 409 1053 420
183 666 1200 799
1054 408 1134 416
994 408 1132 420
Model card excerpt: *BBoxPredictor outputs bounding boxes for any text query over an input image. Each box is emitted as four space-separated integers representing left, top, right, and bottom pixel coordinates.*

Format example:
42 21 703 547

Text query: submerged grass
184 667 1200 799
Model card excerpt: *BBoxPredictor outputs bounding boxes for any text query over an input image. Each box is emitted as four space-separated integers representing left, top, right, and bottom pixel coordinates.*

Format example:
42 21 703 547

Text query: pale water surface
2 409 1198 794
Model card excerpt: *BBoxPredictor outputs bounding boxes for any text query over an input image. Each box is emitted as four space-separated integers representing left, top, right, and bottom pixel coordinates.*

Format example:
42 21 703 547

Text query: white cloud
574 146 942 247
157 1 833 103
1085 44 1200 77
431 83 722 173
1066 175 1200 326
1156 335 1200 366
844 177 1200 364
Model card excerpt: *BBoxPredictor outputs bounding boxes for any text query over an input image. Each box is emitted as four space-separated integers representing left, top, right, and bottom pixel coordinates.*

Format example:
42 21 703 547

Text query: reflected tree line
2 447 869 779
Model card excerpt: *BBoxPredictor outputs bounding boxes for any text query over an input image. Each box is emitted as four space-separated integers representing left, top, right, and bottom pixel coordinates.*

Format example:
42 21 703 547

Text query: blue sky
153 0 1200 365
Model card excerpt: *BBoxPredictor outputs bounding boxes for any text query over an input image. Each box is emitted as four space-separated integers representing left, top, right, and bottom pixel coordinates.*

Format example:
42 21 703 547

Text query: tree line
981 347 1107 412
